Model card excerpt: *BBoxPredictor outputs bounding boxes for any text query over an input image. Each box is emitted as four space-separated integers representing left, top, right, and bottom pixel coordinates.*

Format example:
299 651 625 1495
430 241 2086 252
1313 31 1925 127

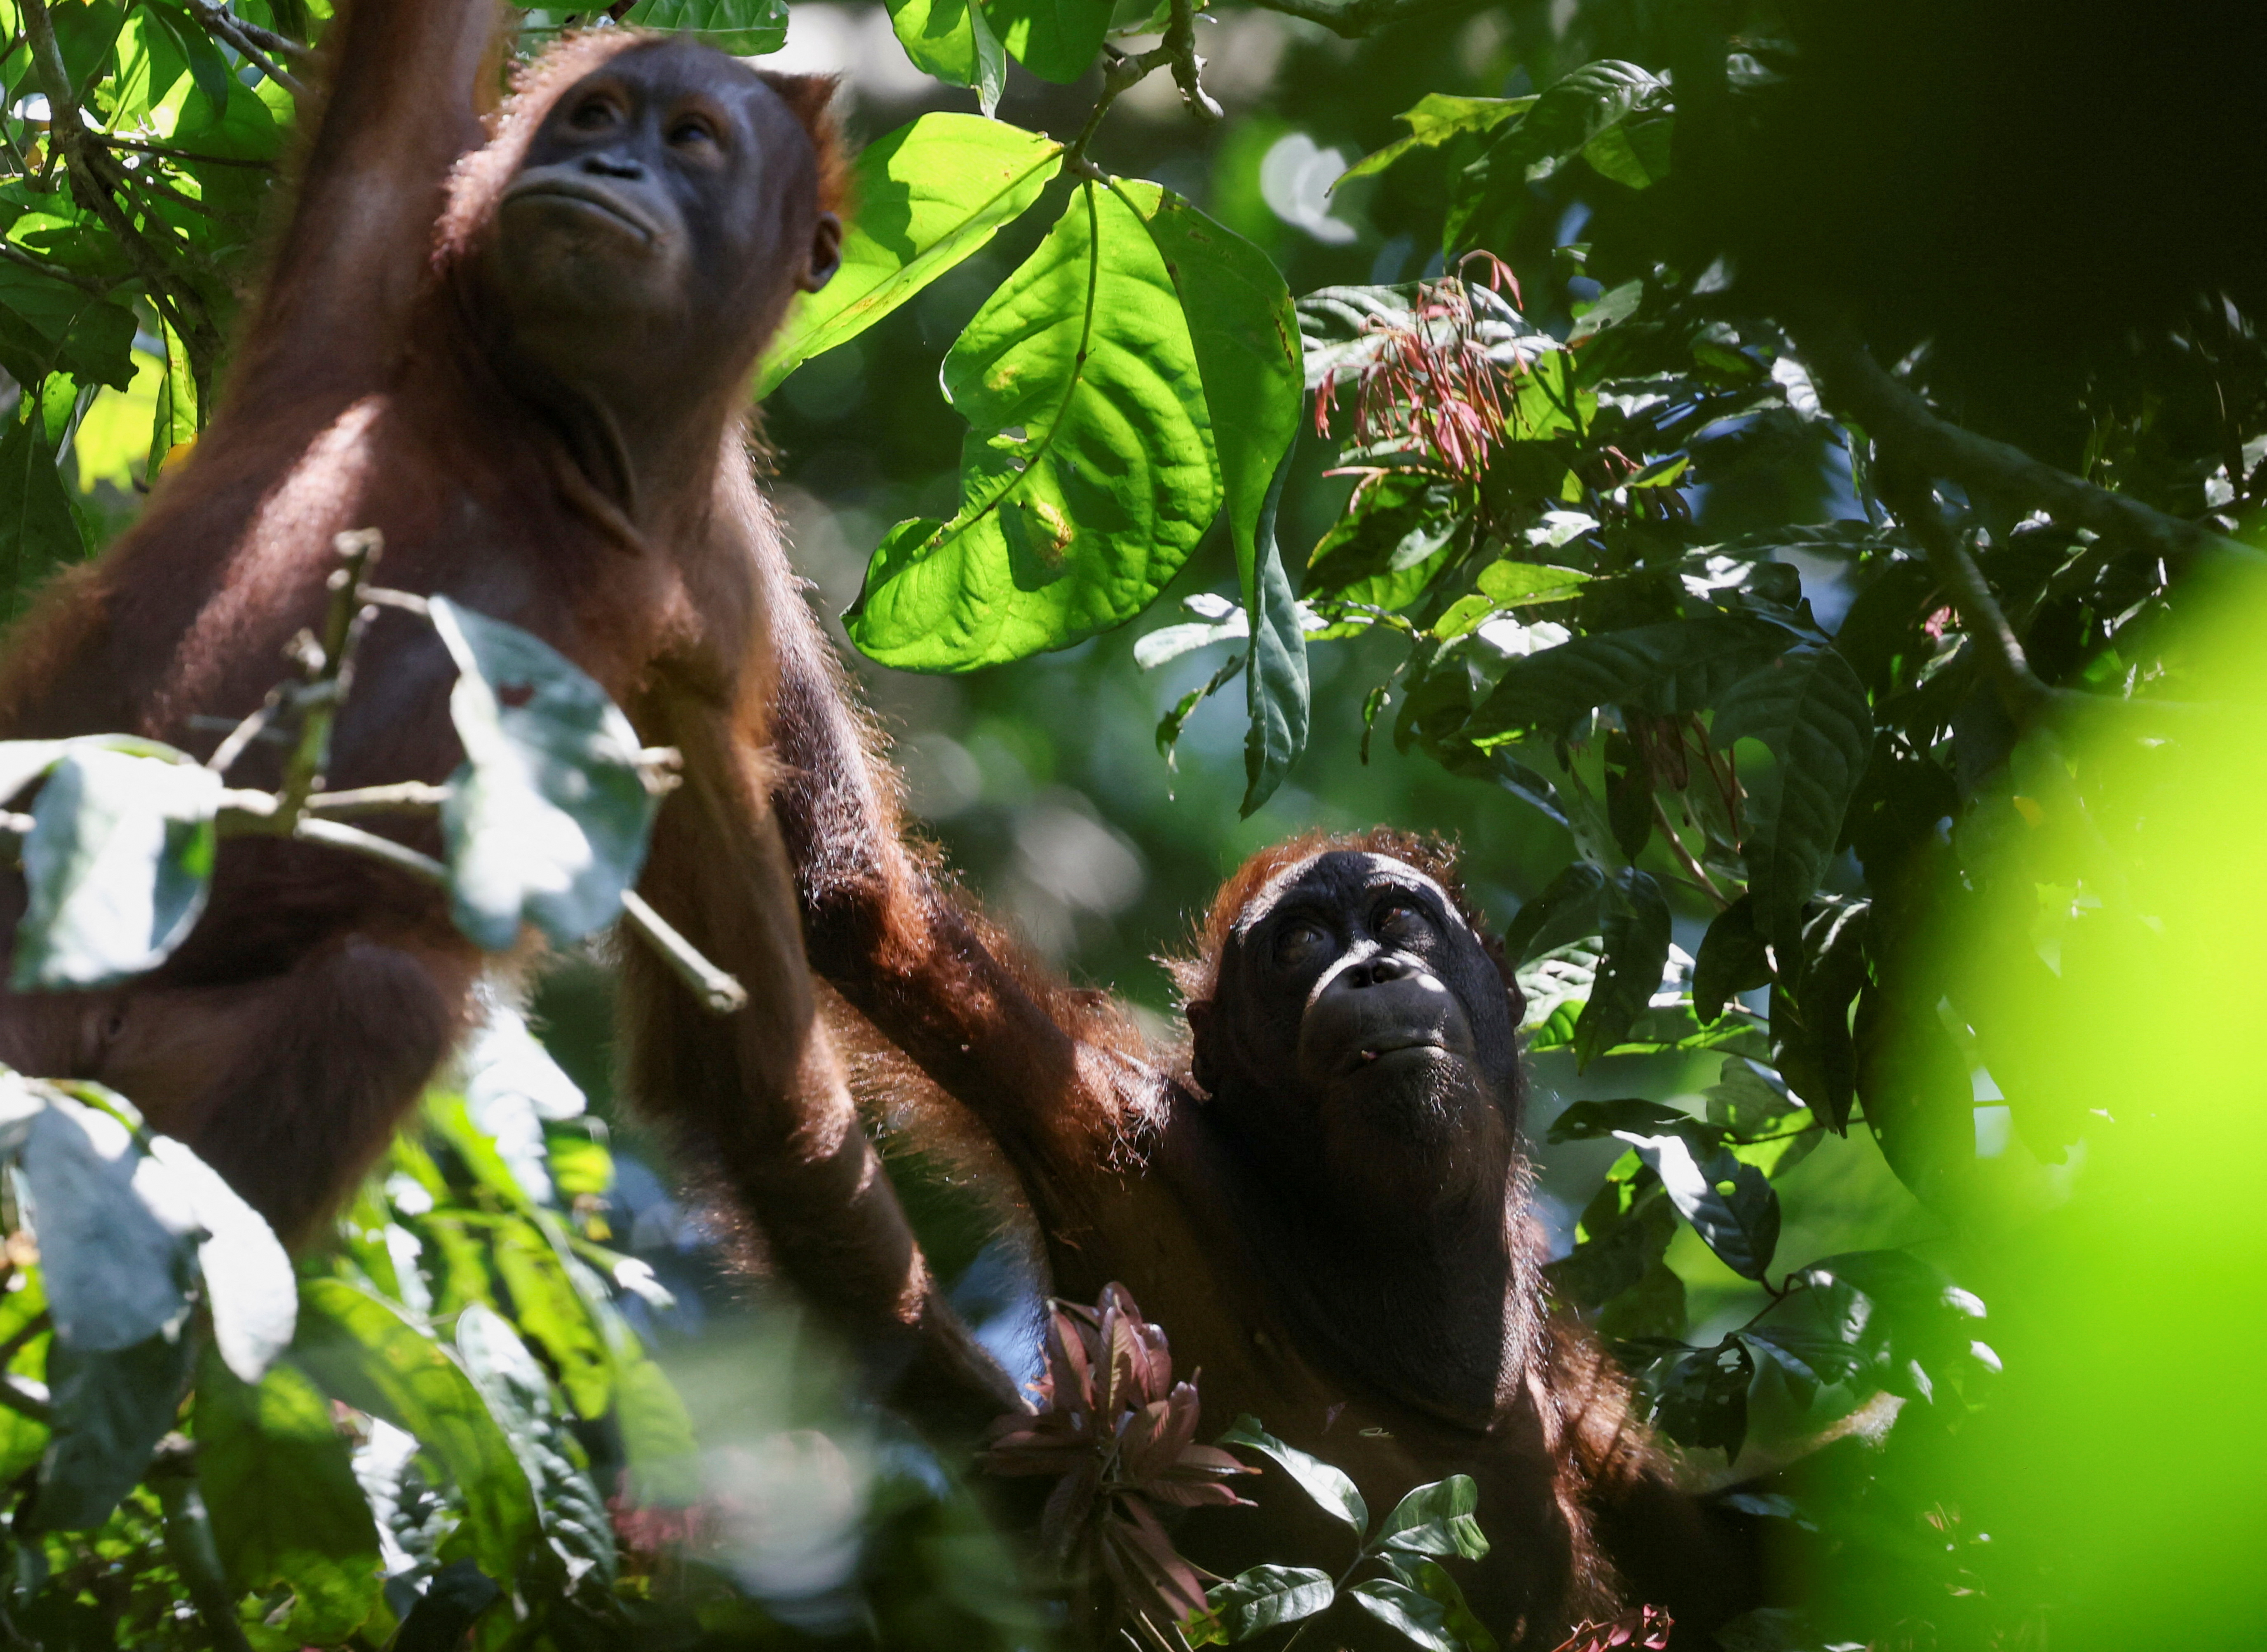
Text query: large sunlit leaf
758 115 1061 396
849 180 1222 670
882 0 1007 107
1378 1475 1490 1559
1617 1127 1781 1280
620 0 789 54
1712 641 1873 955
19 1091 193 1353
432 597 659 952
983 0 1108 81
1113 181 1306 813
196 1348 383 1643
12 743 217 989
1347 1578 1460 1652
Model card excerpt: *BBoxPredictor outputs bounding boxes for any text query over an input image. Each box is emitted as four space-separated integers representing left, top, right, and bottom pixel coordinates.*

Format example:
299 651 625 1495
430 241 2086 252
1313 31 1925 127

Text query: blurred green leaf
454 1303 616 1588
759 114 1061 396
850 180 1221 669
620 0 789 53
1692 895 1772 1025
1503 860 1605 963
195 1347 382 1642
1547 1097 1688 1144
0 410 87 621
432 596 659 952
35 1332 192 1531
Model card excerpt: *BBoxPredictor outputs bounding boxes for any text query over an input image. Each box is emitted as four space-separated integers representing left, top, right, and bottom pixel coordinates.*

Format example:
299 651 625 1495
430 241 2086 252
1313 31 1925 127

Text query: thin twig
181 0 309 96
94 134 275 170
1795 314 2265 569
0 239 112 294
0 1373 50 1427
205 693 281 775
1063 45 1173 169
1651 795 1728 910
303 781 451 816
620 890 748 1015
275 530 382 821
0 1310 47 1371
293 817 448 884
1161 0 1221 121
1877 466 2056 725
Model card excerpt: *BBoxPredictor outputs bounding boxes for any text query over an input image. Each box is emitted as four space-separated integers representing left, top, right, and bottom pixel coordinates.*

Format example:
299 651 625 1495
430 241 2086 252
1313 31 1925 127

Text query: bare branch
0 239 112 295
1875 464 2057 724
1795 314 2265 569
95 134 275 171
181 0 310 96
621 890 749 1015
1164 0 1222 121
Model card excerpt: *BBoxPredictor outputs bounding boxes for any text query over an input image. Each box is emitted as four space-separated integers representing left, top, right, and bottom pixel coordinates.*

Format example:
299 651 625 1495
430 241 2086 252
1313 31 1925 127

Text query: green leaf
758 115 1061 397
431 597 659 951
195 1347 382 1643
1546 1097 1688 1144
1617 1127 1780 1280
1219 1415 1367 1534
615 1355 701 1505
1379 1475 1489 1559
146 319 199 480
850 180 1222 669
147 1136 296 1383
1110 182 1305 815
1573 868 1671 1069
883 0 1007 106
454 1303 616 1587
1854 980 1973 1202
19 1091 194 1354
1581 110 1673 189
1346 1577 1459 1652
1204 1564 1334 1641
1379 1554 1500 1652
35 1331 192 1530
1304 473 1464 605
1711 642 1873 957
1692 895 1771 1024
1770 899 1869 1133
620 0 789 53
1502 860 1605 964
1448 60 1667 251
143 0 231 113
0 266 137 392
489 1217 612 1420
293 1279 540 1590
390 1559 503 1652
1339 93 1535 183
1463 618 1793 746
0 410 86 621
1641 1337 1752 1459
1474 560 1588 606
983 0 1108 80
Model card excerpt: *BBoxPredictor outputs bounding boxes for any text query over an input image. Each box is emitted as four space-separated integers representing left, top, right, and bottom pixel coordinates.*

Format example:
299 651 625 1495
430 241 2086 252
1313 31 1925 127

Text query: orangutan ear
1186 998 1218 1098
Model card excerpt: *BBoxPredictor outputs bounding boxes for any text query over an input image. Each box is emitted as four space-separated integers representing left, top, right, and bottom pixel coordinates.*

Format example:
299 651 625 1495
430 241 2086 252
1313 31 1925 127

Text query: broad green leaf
1502 860 1605 963
35 1331 192 1530
615 1355 701 1505
620 0 789 53
18 1091 191 1353
984 0 1108 81
455 1304 617 1587
146 318 199 480
1692 895 1771 1024
1339 93 1535 183
293 1279 540 1589
432 596 659 951
143 0 231 113
883 0 1007 106
1379 1553 1500 1652
1379 1474 1489 1559
758 115 1061 396
1573 868 1670 1069
0 411 85 621
1447 59 1667 252
195 1347 382 1643
1546 1097 1688 1144
1642 1337 1752 1459
1582 110 1673 189
1219 1415 1367 1534
1462 618 1793 746
1203 1564 1335 1641
0 265 136 392
489 1216 612 1420
1111 182 1305 814
850 180 1222 670
1738 1284 1871 1411
1475 560 1588 605
148 1135 296 1382
1711 642 1873 956
1854 979 1973 1201
1346 1578 1459 1652
71 342 159 494
1304 473 1466 613
1771 898 1868 1132
108 12 191 126
1617 1127 1780 1280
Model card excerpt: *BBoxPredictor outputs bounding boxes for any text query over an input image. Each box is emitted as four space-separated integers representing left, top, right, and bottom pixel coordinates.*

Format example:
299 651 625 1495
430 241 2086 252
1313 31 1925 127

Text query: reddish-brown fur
0 0 1007 1421
765 619 1759 1644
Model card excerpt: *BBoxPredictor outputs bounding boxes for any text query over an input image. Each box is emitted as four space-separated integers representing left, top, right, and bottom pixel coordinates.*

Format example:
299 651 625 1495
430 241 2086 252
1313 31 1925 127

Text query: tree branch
1795 314 2264 568
1234 0 1464 38
182 0 310 95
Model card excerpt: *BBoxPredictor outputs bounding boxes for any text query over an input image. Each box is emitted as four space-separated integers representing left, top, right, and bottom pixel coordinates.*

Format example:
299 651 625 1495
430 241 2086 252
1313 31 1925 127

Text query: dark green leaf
1340 93 1535 182
1382 1554 1501 1652
35 1331 191 1530
20 1091 194 1353
758 115 1061 396
1204 1564 1334 1641
1463 618 1793 745
0 410 86 621
1711 642 1873 957
850 181 1221 669
1379 1475 1489 1559
1546 1097 1688 1144
195 1347 382 1643
1303 472 1464 604
1770 899 1869 1132
620 0 789 53
1617 1127 1780 1280
455 1304 616 1587
1346 1577 1459 1652
1502 860 1605 964
1573 868 1671 1069
1692 895 1772 1024
1854 982 1973 1203
0 267 137 393
1642 1337 1753 1459
391 1559 503 1652
432 596 659 951
143 1 230 112
1219 1415 1366 1534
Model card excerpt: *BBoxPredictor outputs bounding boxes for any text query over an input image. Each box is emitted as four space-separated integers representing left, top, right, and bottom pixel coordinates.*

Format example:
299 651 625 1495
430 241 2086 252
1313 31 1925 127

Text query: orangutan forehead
1234 852 1460 936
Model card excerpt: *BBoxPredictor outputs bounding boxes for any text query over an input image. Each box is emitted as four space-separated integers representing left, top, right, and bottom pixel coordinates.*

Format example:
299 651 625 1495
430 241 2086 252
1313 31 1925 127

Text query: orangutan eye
1273 920 1332 968
1375 899 1430 944
568 96 618 131
669 115 718 148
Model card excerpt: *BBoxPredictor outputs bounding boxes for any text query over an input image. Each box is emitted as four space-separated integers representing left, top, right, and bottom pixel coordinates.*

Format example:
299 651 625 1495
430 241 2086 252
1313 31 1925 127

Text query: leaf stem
1651 795 1727 911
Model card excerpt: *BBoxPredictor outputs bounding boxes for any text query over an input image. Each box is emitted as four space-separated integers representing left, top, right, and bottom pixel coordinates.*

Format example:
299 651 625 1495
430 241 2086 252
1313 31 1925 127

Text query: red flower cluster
1311 253 1536 486
982 1283 1255 1632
